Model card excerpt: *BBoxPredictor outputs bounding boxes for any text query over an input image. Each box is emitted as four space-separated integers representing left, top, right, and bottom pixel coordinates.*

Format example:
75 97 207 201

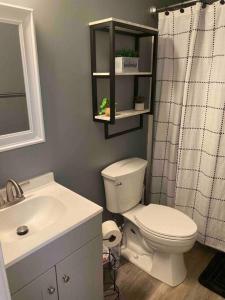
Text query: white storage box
135 103 145 111
115 57 139 73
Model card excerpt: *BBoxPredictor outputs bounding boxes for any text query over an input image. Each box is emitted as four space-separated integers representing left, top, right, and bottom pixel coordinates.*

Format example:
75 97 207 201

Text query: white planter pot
115 57 139 73
135 103 145 111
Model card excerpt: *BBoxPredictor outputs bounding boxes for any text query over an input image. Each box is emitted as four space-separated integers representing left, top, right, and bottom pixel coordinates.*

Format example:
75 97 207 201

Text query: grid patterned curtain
151 1 225 251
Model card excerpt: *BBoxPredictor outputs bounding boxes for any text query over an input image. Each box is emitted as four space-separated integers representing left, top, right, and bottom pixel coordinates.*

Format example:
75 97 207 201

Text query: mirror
0 2 45 152
0 23 29 135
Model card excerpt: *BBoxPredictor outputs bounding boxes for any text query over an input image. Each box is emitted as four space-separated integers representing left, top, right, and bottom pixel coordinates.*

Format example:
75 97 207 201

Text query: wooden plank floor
105 243 224 300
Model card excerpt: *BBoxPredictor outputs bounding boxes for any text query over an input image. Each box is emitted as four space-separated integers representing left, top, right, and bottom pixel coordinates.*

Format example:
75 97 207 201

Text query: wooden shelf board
93 72 110 76
93 72 152 76
94 109 150 121
89 18 158 33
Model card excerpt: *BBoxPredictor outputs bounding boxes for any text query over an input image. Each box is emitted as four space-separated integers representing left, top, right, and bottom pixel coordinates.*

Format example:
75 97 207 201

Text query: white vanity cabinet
7 215 103 300
11 268 58 300
56 236 102 300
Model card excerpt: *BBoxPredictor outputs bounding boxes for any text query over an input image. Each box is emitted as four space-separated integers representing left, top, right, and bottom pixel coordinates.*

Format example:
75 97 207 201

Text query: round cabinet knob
48 287 56 295
62 274 70 283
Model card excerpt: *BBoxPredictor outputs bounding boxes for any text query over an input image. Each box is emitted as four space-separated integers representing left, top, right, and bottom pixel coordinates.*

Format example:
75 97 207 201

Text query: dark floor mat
199 251 225 298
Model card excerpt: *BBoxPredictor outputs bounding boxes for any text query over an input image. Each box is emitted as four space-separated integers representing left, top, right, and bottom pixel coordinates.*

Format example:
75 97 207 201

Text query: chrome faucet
0 192 4 207
6 179 25 203
0 179 25 210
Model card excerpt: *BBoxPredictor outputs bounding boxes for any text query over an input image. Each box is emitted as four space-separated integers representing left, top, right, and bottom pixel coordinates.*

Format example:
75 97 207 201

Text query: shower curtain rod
149 0 201 14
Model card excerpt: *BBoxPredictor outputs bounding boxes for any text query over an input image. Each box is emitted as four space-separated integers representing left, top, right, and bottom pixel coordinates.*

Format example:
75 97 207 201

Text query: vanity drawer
7 214 102 294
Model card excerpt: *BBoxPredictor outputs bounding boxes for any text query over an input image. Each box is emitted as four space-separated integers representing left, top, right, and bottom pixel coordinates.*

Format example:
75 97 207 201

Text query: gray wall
157 0 188 10
0 0 159 215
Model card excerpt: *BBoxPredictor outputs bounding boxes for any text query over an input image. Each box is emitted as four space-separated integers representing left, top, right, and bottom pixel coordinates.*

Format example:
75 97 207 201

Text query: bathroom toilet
101 158 197 287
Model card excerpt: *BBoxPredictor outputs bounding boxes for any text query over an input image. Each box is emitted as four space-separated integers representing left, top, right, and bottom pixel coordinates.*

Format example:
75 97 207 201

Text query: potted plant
115 49 139 73
99 98 118 117
134 96 145 111
99 97 110 116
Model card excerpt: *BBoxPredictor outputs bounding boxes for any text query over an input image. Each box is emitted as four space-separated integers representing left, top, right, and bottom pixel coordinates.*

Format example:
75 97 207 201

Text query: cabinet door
12 267 58 300
56 235 103 300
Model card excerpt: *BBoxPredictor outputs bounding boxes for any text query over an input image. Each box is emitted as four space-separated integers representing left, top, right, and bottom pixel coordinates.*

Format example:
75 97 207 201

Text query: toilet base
121 221 187 287
121 246 153 275
151 252 187 286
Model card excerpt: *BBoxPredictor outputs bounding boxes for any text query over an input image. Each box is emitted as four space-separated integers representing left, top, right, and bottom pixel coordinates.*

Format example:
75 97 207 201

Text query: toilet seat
139 225 196 241
135 204 197 240
139 225 196 251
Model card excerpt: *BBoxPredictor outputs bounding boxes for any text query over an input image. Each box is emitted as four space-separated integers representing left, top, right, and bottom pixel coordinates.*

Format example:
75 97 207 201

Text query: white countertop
0 173 103 268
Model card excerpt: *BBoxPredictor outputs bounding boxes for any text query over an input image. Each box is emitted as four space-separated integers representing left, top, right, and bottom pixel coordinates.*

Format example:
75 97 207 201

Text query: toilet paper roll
102 220 122 248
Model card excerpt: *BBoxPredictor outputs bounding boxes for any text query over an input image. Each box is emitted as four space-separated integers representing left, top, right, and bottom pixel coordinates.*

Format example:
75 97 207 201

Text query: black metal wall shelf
89 17 158 139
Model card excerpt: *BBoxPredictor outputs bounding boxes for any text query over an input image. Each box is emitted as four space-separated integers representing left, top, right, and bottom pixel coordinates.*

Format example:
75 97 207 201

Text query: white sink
0 173 102 268
0 196 65 244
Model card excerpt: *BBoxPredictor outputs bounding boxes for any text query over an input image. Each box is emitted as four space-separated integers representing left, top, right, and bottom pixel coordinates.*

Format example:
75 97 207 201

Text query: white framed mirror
0 2 45 152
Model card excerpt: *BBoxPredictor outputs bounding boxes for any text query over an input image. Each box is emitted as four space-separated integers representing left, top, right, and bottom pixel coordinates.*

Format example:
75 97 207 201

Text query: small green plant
99 97 110 115
115 49 138 57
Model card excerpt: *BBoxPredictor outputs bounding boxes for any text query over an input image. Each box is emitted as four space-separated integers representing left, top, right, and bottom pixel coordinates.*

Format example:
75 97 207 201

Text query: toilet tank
101 158 148 213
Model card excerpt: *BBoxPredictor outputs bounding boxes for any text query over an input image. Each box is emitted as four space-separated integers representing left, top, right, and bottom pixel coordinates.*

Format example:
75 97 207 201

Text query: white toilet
101 157 197 287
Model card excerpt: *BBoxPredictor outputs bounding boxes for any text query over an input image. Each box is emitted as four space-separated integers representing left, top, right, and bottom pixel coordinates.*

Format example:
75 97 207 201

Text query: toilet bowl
121 203 197 286
101 158 197 286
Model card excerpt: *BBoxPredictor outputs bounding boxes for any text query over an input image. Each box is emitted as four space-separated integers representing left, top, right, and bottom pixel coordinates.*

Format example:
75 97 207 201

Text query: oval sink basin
0 195 65 243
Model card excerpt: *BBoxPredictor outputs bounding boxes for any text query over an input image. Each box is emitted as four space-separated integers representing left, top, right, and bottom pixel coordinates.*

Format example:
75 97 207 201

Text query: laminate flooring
105 243 224 300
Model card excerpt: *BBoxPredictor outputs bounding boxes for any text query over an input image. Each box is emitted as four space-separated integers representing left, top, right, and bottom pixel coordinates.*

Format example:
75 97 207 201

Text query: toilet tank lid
101 158 147 180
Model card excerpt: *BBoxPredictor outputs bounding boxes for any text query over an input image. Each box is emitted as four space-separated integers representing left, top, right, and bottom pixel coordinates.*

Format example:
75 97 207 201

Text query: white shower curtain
151 1 225 251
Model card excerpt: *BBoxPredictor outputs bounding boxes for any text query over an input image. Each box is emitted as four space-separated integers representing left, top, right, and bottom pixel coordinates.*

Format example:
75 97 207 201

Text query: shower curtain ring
202 1 207 8
180 8 185 13
165 10 170 16
220 0 225 5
